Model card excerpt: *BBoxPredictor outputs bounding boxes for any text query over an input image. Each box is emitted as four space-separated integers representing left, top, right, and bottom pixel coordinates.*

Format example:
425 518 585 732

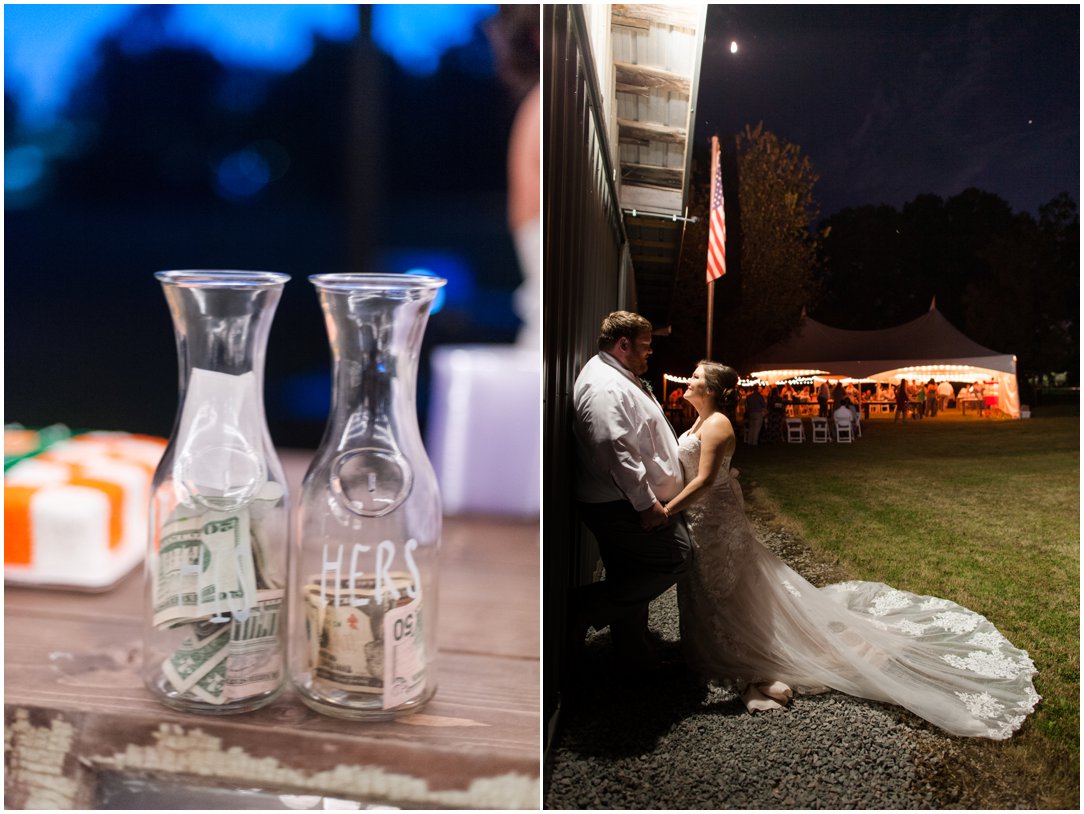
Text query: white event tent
745 302 1021 418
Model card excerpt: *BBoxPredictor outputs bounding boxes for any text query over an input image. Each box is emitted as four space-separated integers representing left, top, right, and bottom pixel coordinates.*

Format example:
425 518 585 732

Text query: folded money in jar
303 572 427 709
161 589 284 706
151 505 286 706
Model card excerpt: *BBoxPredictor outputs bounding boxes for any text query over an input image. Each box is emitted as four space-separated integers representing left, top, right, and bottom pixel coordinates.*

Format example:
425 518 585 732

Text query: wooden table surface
4 451 540 810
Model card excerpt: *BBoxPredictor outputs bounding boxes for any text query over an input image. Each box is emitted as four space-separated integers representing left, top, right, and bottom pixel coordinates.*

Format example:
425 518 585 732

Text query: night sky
696 4 1079 219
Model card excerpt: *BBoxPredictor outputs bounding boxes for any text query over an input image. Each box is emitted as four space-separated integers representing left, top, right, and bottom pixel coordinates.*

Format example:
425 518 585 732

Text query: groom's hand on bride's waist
638 501 668 530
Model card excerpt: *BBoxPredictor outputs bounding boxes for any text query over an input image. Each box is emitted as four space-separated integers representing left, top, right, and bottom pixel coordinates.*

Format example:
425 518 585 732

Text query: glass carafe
143 270 291 714
291 273 445 719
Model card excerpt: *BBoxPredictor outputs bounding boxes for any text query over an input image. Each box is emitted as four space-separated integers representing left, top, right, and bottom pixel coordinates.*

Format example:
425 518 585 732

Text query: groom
570 310 691 670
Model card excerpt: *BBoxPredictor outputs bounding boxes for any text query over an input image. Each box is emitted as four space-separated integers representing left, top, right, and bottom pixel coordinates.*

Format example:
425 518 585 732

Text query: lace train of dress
676 431 1039 739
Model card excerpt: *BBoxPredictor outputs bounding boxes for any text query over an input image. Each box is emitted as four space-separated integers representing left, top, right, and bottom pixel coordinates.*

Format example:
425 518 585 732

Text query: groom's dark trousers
576 499 691 656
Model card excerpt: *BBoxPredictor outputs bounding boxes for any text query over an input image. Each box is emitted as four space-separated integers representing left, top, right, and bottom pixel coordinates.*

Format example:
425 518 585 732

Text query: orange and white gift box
4 432 167 590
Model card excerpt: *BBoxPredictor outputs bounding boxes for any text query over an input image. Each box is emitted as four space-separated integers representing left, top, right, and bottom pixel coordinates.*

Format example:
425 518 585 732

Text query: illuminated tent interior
743 302 1021 418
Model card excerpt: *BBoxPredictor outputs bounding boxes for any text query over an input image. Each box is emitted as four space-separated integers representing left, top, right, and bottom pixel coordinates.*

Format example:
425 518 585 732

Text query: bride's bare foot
757 681 793 705
741 684 783 713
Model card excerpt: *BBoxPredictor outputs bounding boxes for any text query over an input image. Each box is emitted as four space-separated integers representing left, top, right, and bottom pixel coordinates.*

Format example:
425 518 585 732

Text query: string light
890 365 993 383
749 366 998 385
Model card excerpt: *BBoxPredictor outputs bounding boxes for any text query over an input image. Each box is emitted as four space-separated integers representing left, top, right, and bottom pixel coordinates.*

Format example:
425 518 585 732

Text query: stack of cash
303 571 428 710
152 503 285 706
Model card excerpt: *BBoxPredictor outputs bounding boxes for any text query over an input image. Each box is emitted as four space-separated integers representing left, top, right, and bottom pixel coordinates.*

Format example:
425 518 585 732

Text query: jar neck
156 272 289 511
318 286 435 447
162 283 283 392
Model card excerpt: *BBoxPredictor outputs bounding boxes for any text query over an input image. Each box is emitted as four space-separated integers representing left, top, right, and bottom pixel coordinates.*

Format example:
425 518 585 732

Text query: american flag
707 134 727 283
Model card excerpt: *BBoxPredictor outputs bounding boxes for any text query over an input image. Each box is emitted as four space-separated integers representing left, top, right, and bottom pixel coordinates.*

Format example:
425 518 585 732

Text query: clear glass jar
143 270 291 714
290 273 445 719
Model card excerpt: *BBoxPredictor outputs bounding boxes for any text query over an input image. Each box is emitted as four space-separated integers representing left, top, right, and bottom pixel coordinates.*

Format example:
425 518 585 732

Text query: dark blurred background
5 4 530 448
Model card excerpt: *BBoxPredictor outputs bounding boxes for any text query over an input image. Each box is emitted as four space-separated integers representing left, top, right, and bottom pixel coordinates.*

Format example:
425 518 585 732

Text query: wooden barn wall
542 3 632 757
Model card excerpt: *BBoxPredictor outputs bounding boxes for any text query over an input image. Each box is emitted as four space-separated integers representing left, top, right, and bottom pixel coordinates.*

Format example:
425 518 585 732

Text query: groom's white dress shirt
572 352 683 512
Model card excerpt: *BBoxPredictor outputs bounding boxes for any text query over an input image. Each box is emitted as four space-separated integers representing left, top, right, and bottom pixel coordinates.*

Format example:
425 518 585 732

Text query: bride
661 361 1039 739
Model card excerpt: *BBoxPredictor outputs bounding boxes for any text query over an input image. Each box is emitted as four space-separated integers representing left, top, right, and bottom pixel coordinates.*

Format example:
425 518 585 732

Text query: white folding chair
835 419 853 443
785 417 805 443
811 417 829 443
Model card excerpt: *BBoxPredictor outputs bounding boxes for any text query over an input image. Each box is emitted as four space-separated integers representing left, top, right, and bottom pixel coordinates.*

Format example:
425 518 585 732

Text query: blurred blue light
4 4 134 127
214 148 271 200
378 249 475 315
405 268 447 314
166 4 359 71
371 4 497 76
5 146 46 191
4 4 359 127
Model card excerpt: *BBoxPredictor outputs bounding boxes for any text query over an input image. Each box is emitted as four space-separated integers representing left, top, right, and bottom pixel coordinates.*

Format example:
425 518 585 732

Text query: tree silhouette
659 124 821 373
814 204 906 327
816 188 1078 380
723 123 822 361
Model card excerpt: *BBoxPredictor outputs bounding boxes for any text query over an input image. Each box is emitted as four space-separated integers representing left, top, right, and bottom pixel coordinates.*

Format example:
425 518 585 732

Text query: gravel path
544 518 957 810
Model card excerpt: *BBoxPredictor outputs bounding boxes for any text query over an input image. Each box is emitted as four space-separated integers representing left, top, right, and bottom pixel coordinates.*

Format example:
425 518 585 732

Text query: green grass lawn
735 411 1079 808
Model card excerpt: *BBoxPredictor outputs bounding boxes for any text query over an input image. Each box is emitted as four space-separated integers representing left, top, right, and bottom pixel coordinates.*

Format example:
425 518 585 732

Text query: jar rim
155 270 291 288
309 273 447 291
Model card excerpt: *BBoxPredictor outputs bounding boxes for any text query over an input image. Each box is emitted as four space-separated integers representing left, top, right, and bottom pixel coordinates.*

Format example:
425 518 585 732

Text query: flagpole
707 133 716 360
706 133 726 361
706 279 714 359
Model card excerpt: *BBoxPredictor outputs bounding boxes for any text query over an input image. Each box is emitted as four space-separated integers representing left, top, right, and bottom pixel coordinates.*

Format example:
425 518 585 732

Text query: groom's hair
598 311 652 351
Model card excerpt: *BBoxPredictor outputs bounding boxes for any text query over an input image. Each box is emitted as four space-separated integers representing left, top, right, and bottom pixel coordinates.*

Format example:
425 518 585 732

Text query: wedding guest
925 380 938 417
817 380 830 417
847 397 862 432
894 379 910 422
912 382 925 419
937 380 954 411
744 386 766 445
831 380 846 410
796 385 812 417
764 386 787 443
832 397 859 438
779 383 796 415
973 380 987 416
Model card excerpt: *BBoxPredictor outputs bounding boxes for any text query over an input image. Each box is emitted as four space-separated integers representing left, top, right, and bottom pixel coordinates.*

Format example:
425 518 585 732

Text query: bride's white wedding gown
676 430 1039 739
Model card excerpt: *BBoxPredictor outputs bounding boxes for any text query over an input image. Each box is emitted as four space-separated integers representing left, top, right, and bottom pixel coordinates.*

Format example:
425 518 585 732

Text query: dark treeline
815 189 1078 384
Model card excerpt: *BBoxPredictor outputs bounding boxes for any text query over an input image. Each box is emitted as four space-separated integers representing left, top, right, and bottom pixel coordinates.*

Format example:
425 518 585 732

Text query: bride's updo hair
698 360 740 413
